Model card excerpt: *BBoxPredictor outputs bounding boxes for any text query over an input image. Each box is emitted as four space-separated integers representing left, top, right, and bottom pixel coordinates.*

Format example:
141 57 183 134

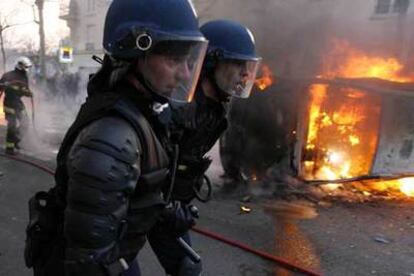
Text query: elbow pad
64 116 141 260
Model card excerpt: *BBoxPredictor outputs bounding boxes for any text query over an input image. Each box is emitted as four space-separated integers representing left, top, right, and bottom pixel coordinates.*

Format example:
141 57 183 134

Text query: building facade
60 0 414 78
60 0 110 78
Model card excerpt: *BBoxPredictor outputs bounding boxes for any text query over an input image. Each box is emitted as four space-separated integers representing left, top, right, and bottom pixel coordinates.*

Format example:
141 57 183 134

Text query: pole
35 0 46 81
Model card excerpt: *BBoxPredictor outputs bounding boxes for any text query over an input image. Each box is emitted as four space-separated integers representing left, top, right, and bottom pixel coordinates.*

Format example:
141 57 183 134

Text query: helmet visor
21 64 32 71
144 40 208 103
215 58 261 98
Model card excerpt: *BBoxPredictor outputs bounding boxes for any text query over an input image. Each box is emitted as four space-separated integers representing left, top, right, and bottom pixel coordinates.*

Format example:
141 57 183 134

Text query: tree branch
1 21 33 31
20 0 35 6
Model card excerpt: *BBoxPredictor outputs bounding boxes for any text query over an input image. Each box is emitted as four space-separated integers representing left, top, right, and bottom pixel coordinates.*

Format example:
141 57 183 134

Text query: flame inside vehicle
255 64 274 90
301 39 414 197
0 101 5 126
303 84 381 181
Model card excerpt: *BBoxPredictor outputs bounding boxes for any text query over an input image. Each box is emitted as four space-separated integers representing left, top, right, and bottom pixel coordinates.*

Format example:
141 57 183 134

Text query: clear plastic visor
215 59 261 98
142 40 208 103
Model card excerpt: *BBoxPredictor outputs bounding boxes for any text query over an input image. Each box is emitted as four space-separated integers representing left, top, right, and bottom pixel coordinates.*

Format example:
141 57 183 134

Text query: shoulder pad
74 116 142 163
67 116 142 190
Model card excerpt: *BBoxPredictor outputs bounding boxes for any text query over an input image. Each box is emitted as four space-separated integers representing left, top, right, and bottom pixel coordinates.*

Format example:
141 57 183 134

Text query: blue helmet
201 20 260 62
200 20 261 98
103 0 206 59
102 0 208 103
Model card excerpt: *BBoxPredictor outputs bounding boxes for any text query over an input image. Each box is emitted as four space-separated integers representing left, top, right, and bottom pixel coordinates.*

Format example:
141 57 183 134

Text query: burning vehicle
220 39 414 198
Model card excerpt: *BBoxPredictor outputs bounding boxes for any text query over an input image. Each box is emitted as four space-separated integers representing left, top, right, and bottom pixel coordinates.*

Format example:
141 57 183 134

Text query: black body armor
27 82 171 276
171 87 228 202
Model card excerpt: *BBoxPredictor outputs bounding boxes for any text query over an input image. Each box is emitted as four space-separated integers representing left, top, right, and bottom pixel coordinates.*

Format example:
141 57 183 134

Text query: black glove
159 202 199 237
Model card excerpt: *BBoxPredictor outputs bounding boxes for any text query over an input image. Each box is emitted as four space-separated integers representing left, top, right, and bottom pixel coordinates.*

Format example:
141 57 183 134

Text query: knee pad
177 256 202 276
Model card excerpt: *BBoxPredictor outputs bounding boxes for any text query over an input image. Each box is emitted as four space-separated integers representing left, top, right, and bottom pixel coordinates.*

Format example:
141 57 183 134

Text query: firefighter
148 20 262 276
0 56 33 155
23 0 208 275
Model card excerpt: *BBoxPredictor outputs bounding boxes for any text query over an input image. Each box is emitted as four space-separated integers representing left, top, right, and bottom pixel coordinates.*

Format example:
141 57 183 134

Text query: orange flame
398 178 414 197
304 84 377 182
306 84 327 150
303 39 414 197
255 64 274 90
323 39 414 82
361 178 414 197
0 93 4 126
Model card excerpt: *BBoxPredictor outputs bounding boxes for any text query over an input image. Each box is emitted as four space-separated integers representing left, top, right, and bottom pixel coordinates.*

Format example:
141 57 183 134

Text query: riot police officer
148 20 262 276
25 0 208 275
0 56 33 155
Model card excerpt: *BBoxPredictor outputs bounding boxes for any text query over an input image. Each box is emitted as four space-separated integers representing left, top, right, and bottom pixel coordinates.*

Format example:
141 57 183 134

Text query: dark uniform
171 87 227 202
148 19 261 276
0 68 33 153
147 85 227 275
24 0 208 275
30 70 171 276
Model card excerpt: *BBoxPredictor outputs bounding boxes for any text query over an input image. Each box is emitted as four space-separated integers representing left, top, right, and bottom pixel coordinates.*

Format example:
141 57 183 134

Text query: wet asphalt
0 124 413 276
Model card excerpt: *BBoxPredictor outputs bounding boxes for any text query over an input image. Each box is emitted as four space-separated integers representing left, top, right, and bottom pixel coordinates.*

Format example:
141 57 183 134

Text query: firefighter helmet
15 56 32 72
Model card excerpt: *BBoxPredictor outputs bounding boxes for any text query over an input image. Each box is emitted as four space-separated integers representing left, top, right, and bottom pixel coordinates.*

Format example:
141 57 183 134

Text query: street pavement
0 124 413 275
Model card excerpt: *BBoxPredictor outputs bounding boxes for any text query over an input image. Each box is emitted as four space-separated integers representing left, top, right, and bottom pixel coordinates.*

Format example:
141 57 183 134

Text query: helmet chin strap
133 70 169 105
128 73 170 117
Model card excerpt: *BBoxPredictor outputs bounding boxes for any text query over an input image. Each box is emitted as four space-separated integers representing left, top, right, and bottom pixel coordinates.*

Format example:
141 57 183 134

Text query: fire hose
0 153 321 276
30 95 39 137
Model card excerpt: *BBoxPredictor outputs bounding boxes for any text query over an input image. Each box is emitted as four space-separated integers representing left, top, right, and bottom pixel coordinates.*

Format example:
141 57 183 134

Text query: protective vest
174 87 228 160
55 91 170 261
170 86 227 202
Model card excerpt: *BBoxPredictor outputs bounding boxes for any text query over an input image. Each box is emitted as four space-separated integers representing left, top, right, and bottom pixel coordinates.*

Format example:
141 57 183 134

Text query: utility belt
24 188 145 276
172 157 213 203
24 189 63 270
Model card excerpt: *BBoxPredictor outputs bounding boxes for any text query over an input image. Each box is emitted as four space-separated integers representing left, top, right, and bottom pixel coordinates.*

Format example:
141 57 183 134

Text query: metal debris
240 206 252 214
373 235 391 244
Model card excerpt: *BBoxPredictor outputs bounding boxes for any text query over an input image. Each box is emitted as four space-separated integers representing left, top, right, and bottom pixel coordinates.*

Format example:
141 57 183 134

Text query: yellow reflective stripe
6 142 14 148
8 85 29 94
178 164 188 171
4 107 15 114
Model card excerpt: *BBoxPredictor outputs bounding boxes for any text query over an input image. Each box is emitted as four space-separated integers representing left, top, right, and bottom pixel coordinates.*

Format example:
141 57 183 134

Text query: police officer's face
137 53 192 94
214 60 250 95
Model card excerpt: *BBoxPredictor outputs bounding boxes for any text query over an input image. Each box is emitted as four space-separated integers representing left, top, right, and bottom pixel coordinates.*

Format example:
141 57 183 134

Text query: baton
177 237 201 263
